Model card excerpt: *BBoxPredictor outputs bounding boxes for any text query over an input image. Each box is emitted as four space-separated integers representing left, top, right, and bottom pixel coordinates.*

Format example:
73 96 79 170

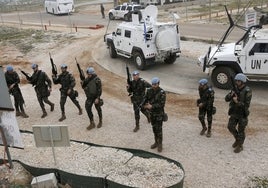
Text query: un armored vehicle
105 5 181 70
199 6 268 89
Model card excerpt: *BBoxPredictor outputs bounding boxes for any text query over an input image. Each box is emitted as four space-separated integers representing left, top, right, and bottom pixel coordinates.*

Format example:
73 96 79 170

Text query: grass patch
0 26 61 54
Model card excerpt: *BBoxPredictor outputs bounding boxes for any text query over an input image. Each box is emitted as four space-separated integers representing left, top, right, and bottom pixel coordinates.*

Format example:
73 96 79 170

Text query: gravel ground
1 8 268 188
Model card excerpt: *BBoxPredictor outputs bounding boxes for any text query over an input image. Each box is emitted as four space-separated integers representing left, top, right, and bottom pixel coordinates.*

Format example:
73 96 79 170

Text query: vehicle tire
164 53 176 64
133 51 146 70
108 42 117 58
109 13 115 20
211 66 235 89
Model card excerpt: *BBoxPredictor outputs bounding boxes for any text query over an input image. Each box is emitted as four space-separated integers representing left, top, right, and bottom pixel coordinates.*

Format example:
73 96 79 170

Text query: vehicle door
246 42 268 74
114 28 132 55
114 5 121 17
119 5 127 18
113 28 123 51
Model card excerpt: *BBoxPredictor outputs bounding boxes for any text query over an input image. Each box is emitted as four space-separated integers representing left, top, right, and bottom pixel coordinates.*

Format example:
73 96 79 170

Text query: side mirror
249 50 254 56
112 32 116 36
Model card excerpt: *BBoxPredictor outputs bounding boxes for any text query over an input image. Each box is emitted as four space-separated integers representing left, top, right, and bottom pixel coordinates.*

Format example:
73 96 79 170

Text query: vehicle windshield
242 32 250 47
134 6 142 11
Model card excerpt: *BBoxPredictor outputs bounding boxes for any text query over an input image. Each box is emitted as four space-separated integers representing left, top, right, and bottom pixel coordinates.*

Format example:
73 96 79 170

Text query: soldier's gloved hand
198 103 204 108
67 89 71 95
144 103 152 110
94 98 99 104
232 94 238 103
49 87 52 93
10 84 15 89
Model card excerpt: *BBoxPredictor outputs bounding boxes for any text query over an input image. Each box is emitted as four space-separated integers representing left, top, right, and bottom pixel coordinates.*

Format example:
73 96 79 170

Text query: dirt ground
1 4 268 188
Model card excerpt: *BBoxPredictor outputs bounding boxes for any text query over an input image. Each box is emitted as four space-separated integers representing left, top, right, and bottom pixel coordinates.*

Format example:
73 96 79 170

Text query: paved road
1 9 267 105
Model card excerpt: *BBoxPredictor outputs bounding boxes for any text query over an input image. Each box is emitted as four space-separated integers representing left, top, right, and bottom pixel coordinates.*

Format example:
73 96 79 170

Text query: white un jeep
104 5 181 70
198 7 268 89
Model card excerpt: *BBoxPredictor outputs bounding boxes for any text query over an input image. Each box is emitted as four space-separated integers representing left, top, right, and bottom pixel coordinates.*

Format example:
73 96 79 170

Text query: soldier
4 65 29 118
143 77 166 152
29 64 55 118
52 64 82 122
225 73 252 153
197 78 215 137
127 70 151 132
100 3 105 19
81 67 103 130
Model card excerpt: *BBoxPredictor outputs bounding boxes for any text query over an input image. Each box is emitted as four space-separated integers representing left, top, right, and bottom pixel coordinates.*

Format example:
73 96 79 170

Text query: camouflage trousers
228 116 248 145
85 98 102 121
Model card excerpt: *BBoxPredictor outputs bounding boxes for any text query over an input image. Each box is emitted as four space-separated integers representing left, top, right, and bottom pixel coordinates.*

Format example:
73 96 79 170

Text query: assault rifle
230 76 240 98
126 65 132 95
49 52 57 76
19 68 31 81
76 58 85 81
136 97 148 112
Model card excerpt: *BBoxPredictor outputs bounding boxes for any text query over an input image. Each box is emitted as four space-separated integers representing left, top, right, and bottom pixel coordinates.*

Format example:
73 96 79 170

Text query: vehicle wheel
108 43 117 58
164 53 176 64
133 51 146 70
211 66 235 89
109 13 114 20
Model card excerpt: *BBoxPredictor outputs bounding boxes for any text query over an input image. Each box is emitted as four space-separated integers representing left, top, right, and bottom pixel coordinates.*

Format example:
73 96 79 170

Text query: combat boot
200 127 207 135
41 111 47 118
50 103 55 112
78 108 83 115
150 136 158 149
87 120 95 130
234 145 243 153
41 109 47 118
206 125 211 137
16 110 21 117
232 140 239 148
200 122 207 135
133 122 140 132
21 111 29 118
59 113 66 122
97 119 102 128
157 138 163 153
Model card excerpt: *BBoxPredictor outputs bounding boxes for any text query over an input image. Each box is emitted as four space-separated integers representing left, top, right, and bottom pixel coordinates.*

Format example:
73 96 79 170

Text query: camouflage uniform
197 86 215 136
30 69 54 118
5 70 28 118
53 71 82 121
144 86 166 152
225 85 252 151
81 74 102 129
129 77 151 132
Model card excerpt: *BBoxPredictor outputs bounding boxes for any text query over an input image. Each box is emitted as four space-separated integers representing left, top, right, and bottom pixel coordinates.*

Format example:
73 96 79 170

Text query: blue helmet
31 63 38 69
61 64 67 68
235 73 247 83
86 67 95 74
132 70 139 75
151 77 160 85
6 65 13 72
199 78 208 85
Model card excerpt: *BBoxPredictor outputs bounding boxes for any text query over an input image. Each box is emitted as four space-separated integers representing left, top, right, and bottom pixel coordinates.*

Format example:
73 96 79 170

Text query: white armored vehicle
199 6 268 89
105 5 181 70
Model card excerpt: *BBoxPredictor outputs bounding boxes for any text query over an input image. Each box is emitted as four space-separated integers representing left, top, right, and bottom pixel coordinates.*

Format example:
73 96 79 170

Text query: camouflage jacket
81 75 102 99
53 71 75 93
5 71 20 95
225 85 252 118
144 87 166 114
30 70 52 89
198 86 214 110
130 78 151 102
